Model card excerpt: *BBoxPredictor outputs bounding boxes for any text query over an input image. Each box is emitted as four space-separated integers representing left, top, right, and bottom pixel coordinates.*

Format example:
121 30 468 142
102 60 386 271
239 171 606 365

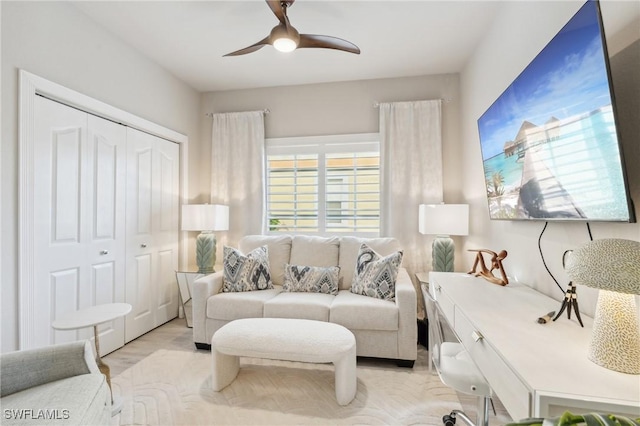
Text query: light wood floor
103 317 195 376
104 317 511 425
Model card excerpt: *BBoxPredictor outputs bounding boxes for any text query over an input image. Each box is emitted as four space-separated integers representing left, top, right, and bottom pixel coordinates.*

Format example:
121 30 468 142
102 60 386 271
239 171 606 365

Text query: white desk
429 272 640 421
52 303 132 416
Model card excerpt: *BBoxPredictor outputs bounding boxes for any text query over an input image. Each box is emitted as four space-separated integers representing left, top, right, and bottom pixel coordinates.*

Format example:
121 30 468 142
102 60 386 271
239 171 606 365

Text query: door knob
141 243 147 248
100 250 109 255
472 330 484 342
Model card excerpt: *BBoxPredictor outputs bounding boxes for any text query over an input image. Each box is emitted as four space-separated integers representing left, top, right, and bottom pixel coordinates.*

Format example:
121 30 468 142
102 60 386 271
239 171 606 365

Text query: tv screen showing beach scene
477 0 634 222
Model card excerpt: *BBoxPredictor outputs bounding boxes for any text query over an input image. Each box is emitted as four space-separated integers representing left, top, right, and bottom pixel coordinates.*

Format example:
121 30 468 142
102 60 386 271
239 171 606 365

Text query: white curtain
210 111 266 248
379 100 443 315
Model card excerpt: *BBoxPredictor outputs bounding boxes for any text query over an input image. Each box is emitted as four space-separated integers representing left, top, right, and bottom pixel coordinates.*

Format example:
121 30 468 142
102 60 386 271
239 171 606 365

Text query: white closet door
125 128 179 342
153 137 180 325
32 96 127 354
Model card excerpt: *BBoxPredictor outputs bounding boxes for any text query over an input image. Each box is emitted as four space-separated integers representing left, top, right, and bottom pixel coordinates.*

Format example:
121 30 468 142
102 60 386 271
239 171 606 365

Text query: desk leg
94 325 122 416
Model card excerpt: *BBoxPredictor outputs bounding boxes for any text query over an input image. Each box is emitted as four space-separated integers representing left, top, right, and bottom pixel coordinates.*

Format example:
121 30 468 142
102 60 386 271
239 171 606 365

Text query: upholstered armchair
1 340 111 425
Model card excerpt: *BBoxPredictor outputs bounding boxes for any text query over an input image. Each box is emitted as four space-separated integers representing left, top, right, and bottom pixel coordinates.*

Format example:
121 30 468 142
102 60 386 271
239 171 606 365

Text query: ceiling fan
224 0 360 56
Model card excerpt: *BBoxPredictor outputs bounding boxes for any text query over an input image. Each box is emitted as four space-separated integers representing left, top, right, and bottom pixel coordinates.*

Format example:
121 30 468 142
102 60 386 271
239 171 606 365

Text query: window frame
266 133 380 237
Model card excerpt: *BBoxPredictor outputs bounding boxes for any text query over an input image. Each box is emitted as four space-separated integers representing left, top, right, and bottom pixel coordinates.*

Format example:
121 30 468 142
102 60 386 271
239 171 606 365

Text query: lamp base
432 236 454 272
196 231 217 275
588 290 640 374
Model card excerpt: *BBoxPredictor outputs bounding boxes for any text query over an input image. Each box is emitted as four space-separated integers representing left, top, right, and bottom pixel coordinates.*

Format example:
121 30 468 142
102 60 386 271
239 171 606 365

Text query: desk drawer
454 306 531 421
432 283 455 325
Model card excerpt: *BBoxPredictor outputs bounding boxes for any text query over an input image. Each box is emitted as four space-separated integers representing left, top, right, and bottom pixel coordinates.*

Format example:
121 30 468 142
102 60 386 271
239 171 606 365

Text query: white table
52 303 132 416
175 270 204 327
429 272 640 421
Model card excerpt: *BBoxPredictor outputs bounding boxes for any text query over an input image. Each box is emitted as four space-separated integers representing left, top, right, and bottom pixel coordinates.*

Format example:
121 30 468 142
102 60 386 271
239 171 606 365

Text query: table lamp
181 204 229 274
419 204 469 272
565 238 640 374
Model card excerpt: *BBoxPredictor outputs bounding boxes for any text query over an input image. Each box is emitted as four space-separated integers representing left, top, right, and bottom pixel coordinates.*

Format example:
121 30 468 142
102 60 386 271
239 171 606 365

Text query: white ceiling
71 1 503 92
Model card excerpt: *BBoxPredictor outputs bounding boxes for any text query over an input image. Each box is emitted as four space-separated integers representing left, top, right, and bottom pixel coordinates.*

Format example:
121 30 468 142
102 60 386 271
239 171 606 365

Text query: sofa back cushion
239 235 292 286
289 235 340 268
338 237 401 290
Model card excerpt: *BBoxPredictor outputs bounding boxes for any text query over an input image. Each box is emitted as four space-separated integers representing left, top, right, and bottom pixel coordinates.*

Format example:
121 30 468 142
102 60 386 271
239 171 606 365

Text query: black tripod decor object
552 282 584 327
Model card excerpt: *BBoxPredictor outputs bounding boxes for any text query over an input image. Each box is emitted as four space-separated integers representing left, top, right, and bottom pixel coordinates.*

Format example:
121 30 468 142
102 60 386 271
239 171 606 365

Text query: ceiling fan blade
298 34 360 54
266 0 295 26
223 37 271 57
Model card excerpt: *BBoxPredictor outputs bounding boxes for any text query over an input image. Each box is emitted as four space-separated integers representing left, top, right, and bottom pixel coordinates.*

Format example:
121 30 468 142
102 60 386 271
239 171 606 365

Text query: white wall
200 73 464 205
1 1 202 352
459 1 640 317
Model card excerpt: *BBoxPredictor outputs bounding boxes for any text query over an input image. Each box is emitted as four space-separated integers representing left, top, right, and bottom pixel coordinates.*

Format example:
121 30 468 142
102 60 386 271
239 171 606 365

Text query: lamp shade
181 204 229 232
565 239 640 294
565 238 640 374
419 204 469 236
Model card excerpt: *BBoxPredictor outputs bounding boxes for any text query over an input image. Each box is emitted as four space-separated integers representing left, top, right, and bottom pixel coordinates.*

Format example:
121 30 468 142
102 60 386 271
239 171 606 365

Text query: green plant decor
269 218 281 231
506 411 640 426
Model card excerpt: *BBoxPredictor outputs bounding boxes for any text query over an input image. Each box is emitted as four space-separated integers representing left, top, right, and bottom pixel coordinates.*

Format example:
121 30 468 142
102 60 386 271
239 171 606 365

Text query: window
266 133 380 236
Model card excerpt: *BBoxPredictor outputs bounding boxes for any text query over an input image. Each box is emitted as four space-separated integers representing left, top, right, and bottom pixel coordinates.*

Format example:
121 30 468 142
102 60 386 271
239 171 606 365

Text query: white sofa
192 235 417 367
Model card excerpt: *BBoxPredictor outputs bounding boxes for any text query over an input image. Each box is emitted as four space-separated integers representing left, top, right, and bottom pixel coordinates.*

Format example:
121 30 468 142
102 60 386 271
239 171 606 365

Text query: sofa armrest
192 271 224 344
0 340 99 398
395 267 418 361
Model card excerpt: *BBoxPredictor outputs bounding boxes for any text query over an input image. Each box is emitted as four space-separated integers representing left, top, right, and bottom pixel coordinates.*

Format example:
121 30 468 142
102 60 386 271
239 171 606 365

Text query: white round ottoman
211 318 357 405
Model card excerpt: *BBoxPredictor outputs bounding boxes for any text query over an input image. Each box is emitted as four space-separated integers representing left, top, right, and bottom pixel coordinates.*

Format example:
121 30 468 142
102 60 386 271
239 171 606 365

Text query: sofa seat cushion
264 292 334 322
330 290 398 331
207 288 282 321
1 374 109 425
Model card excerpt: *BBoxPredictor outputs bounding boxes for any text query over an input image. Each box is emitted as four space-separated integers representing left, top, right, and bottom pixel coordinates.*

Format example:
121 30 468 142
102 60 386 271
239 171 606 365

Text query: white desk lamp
181 204 229 274
419 204 469 272
565 238 640 374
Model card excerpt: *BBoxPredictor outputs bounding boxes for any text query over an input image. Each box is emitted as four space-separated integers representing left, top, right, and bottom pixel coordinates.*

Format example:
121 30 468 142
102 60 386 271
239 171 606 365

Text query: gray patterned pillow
222 245 273 292
350 244 403 301
283 264 340 295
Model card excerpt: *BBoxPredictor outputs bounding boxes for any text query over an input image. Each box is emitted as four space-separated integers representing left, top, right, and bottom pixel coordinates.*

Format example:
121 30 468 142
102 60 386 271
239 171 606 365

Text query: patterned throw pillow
283 264 340 295
350 244 403 301
222 246 273 292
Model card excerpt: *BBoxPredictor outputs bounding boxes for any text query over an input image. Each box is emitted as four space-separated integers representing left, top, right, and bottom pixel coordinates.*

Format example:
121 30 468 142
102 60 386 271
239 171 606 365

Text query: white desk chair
423 289 493 426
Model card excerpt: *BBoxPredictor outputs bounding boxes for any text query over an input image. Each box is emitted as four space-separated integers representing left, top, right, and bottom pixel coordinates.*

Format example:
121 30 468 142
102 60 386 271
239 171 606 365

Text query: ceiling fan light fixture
273 36 297 52
223 0 360 57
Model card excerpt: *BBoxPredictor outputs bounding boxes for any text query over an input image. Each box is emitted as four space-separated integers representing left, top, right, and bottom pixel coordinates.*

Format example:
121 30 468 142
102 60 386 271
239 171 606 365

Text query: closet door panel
125 129 157 341
87 115 127 354
33 96 91 347
125 128 179 338
154 140 180 325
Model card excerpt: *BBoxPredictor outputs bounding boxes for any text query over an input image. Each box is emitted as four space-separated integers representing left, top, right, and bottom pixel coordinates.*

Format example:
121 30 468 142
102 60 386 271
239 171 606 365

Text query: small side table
415 272 429 294
415 272 430 349
175 271 204 328
52 303 132 416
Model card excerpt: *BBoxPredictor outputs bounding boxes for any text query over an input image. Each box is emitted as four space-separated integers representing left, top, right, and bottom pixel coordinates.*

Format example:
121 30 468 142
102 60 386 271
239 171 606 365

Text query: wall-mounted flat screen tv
477 0 635 222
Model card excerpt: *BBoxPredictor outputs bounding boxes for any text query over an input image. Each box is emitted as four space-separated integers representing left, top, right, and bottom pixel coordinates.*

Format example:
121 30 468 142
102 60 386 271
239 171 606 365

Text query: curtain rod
373 99 451 108
205 109 270 117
